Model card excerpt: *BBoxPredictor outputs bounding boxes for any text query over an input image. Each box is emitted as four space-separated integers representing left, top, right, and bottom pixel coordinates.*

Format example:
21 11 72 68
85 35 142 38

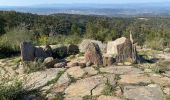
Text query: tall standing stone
20 42 35 61
85 42 103 66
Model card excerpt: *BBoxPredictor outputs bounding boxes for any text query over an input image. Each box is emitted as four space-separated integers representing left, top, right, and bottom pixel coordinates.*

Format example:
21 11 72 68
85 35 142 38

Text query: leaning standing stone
20 42 35 61
85 42 103 66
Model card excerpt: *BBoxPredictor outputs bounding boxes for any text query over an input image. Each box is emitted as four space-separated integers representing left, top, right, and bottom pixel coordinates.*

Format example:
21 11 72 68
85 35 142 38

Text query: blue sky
0 0 169 6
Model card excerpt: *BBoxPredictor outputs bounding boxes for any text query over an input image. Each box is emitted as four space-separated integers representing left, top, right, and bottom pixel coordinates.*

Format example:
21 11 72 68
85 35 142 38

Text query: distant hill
0 3 170 17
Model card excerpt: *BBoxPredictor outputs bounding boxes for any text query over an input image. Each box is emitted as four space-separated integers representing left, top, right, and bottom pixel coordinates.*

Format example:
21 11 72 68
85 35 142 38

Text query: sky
0 0 169 6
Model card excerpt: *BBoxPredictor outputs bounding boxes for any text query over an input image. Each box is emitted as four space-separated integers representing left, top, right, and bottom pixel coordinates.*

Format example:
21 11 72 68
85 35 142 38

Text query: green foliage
82 95 97 100
23 60 46 73
102 80 115 96
0 78 23 100
145 37 164 50
166 96 170 100
151 64 165 74
0 27 33 58
51 92 64 100
67 74 77 84
0 15 6 35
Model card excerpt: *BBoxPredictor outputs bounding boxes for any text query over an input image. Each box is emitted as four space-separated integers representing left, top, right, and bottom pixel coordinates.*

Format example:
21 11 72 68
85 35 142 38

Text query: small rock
144 69 152 73
67 61 79 68
86 61 92 67
44 57 58 68
78 62 86 68
124 62 132 65
54 62 67 68
83 67 98 76
115 86 123 97
163 87 170 95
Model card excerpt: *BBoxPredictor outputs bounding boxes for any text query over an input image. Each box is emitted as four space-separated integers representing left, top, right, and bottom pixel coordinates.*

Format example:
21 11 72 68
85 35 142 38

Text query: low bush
0 78 23 100
0 27 33 58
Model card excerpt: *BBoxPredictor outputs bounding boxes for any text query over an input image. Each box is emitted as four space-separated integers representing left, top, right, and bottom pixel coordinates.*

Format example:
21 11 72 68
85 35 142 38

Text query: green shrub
102 80 115 96
145 38 164 50
23 60 46 73
0 27 33 58
0 78 23 100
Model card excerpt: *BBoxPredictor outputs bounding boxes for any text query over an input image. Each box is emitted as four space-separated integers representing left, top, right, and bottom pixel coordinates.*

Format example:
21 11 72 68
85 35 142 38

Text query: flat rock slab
66 67 86 79
98 95 120 100
83 67 98 76
150 74 170 86
124 85 165 100
48 72 71 94
64 75 115 97
119 74 151 85
100 66 143 75
22 68 65 90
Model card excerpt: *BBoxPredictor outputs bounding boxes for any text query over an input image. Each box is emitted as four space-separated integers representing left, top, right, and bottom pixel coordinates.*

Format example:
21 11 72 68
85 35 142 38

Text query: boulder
20 42 35 61
44 57 59 68
67 44 79 55
85 42 103 66
34 47 48 58
79 39 106 53
52 45 68 59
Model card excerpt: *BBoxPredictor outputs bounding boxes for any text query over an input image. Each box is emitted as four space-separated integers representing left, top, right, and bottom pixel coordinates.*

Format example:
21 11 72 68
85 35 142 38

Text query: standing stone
116 39 137 63
85 42 103 66
106 37 138 64
20 42 35 61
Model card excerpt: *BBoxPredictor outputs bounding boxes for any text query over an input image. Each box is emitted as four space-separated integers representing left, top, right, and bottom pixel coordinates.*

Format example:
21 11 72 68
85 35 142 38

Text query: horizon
0 0 169 6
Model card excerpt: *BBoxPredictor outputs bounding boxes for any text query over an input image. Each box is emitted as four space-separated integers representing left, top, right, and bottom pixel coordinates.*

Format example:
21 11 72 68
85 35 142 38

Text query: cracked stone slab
124 84 165 100
64 75 115 97
22 68 65 90
100 66 143 75
119 74 151 85
150 74 170 86
98 95 121 100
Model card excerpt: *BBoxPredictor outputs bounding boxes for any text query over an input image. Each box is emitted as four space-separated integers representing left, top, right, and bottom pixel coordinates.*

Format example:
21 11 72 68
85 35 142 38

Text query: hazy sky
0 0 169 6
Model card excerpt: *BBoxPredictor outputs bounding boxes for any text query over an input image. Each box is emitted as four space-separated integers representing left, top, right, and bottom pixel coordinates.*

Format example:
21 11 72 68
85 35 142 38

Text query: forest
0 11 170 58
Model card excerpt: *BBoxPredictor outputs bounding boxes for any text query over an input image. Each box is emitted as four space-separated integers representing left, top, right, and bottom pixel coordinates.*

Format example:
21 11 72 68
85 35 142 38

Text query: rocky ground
0 49 170 100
